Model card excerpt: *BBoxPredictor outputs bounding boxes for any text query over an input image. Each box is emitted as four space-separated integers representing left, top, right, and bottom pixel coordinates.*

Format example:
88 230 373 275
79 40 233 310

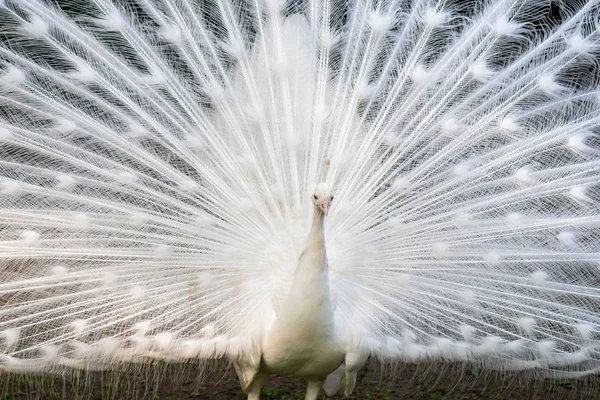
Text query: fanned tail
324 0 600 376
0 0 599 379
0 0 318 371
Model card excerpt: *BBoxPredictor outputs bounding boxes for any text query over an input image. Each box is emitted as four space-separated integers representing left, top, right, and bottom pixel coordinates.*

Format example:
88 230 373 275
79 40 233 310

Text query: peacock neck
308 208 325 249
291 207 327 278
281 206 331 315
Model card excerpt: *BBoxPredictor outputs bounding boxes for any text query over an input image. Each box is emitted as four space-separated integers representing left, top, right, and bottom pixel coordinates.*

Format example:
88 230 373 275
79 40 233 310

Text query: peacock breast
261 305 345 380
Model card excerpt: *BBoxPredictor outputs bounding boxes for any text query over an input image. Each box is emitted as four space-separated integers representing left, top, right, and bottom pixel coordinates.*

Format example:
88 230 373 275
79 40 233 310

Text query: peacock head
312 183 334 216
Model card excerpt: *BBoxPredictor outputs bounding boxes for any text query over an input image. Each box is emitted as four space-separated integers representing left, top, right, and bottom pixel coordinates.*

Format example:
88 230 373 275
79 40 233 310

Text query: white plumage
0 0 599 398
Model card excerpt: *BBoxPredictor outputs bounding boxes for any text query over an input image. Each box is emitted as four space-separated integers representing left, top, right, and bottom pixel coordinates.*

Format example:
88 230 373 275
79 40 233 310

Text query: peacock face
312 183 334 216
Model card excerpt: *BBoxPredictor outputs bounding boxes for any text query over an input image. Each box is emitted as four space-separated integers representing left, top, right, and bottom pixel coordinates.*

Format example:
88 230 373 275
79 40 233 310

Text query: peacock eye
313 194 317 200
330 196 334 201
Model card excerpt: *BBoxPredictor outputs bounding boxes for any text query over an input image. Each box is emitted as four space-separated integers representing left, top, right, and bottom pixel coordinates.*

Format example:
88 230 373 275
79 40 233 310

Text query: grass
2 361 600 399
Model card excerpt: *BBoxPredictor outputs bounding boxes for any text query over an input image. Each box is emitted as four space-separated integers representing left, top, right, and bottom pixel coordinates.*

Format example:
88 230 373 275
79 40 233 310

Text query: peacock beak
321 201 330 216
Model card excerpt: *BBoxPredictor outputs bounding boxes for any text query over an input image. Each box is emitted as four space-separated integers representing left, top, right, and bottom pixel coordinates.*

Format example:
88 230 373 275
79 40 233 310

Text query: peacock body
0 0 599 398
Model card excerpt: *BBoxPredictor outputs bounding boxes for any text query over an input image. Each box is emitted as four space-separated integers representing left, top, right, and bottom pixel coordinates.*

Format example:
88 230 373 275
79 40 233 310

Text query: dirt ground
2 361 600 400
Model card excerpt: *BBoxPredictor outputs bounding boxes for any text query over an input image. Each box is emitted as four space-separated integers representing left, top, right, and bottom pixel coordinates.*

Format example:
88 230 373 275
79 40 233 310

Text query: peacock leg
343 352 368 396
304 380 324 400
246 373 267 400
